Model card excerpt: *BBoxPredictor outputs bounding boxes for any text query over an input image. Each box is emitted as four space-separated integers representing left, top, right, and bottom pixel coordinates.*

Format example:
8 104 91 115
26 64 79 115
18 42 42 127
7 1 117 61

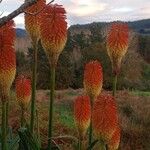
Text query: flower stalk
48 66 56 149
21 108 25 127
30 42 38 134
112 74 118 96
83 61 103 148
1 100 8 150
106 23 129 97
78 137 82 150
74 96 91 150
0 20 16 150
24 0 46 134
6 101 9 132
38 4 67 149
16 75 31 128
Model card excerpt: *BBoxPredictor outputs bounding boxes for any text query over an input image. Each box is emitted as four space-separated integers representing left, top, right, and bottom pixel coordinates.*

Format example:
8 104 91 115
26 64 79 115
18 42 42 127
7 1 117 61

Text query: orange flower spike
25 0 46 43
84 61 103 100
16 75 31 109
106 23 129 75
74 96 91 138
107 126 121 150
92 95 118 142
0 20 16 99
39 4 67 67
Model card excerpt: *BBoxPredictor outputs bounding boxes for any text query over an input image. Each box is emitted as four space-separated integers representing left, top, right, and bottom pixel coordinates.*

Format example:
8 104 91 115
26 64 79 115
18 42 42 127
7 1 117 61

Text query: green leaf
18 128 40 150
87 139 99 150
8 135 19 150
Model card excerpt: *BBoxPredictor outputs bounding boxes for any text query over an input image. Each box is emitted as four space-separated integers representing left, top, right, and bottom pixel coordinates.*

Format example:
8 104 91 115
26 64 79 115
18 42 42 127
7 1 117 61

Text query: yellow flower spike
25 0 46 43
16 75 31 110
83 60 103 100
0 20 16 100
39 4 67 67
106 22 129 75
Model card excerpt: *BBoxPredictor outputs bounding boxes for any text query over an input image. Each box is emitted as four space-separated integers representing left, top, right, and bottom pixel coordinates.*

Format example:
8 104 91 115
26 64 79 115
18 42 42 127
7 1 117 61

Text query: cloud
0 0 150 28
14 15 24 27
112 7 134 13
68 3 107 17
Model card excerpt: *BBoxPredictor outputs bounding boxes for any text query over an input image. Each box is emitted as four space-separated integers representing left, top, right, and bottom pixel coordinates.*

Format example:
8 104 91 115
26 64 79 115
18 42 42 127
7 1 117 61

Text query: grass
130 90 150 97
55 103 75 129
1 89 150 149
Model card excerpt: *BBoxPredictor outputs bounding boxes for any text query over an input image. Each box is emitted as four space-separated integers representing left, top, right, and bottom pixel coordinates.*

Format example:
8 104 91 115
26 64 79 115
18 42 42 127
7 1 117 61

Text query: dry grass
0 89 150 150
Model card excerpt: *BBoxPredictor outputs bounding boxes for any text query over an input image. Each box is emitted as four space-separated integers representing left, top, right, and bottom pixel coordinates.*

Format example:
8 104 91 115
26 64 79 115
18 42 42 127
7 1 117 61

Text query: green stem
78 138 82 150
78 139 82 150
88 97 94 149
99 139 106 150
48 67 56 150
30 42 38 134
1 100 7 150
112 74 118 96
6 101 9 133
36 110 41 148
21 108 25 127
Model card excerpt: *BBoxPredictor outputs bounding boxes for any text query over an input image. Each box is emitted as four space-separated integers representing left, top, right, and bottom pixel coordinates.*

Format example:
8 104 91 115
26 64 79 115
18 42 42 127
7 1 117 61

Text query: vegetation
0 0 149 149
16 25 150 91
1 90 150 149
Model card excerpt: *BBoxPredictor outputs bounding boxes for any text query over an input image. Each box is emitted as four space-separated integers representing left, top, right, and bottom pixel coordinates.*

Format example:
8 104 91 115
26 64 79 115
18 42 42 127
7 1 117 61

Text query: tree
27 42 74 89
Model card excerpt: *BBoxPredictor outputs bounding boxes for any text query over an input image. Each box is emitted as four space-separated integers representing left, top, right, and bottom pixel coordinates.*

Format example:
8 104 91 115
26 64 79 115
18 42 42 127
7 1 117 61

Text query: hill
16 19 150 37
15 19 150 91
16 28 27 37
69 19 150 34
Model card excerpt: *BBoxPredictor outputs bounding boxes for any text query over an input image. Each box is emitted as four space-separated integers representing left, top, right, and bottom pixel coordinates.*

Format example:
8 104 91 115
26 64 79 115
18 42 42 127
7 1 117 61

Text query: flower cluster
0 20 16 100
74 96 91 138
92 95 119 142
106 23 129 75
15 75 31 109
39 4 67 67
84 60 103 100
25 0 46 43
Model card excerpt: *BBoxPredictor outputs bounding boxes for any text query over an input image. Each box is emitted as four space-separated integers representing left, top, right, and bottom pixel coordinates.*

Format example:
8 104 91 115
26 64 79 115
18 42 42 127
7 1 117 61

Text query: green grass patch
130 91 150 97
55 103 75 129
66 91 77 97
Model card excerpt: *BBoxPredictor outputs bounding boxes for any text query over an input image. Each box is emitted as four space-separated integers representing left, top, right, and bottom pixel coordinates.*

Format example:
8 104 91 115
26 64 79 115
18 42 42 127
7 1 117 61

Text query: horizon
15 18 150 29
0 0 150 28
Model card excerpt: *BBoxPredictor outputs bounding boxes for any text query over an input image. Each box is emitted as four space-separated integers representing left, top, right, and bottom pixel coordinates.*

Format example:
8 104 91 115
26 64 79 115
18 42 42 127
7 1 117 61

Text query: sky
0 0 150 28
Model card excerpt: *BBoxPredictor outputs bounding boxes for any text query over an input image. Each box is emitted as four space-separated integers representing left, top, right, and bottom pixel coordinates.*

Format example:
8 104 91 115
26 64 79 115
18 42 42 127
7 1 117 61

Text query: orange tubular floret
107 126 121 150
74 96 91 138
84 60 103 99
39 4 67 66
16 75 31 109
106 23 129 75
25 0 46 43
92 95 118 142
0 21 16 98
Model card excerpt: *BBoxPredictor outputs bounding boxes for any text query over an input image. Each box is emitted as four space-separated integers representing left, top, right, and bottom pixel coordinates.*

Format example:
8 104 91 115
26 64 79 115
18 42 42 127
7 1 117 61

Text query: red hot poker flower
0 20 16 100
84 60 103 100
106 23 129 75
92 95 118 142
107 126 121 150
74 96 91 138
16 75 31 109
39 4 67 67
25 0 46 43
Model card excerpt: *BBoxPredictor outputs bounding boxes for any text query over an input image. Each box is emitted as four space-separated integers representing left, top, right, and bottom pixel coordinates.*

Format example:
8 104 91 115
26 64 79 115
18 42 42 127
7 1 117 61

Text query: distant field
131 90 150 97
1 89 150 150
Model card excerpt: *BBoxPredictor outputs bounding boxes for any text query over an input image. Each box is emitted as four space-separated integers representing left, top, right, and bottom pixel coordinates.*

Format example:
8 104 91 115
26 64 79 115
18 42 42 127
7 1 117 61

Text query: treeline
16 24 150 91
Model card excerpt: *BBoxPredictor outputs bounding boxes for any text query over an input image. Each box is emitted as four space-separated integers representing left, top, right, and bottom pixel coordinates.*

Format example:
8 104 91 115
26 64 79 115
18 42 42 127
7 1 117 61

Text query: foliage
16 23 150 91
16 51 31 76
27 42 74 89
138 34 150 63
